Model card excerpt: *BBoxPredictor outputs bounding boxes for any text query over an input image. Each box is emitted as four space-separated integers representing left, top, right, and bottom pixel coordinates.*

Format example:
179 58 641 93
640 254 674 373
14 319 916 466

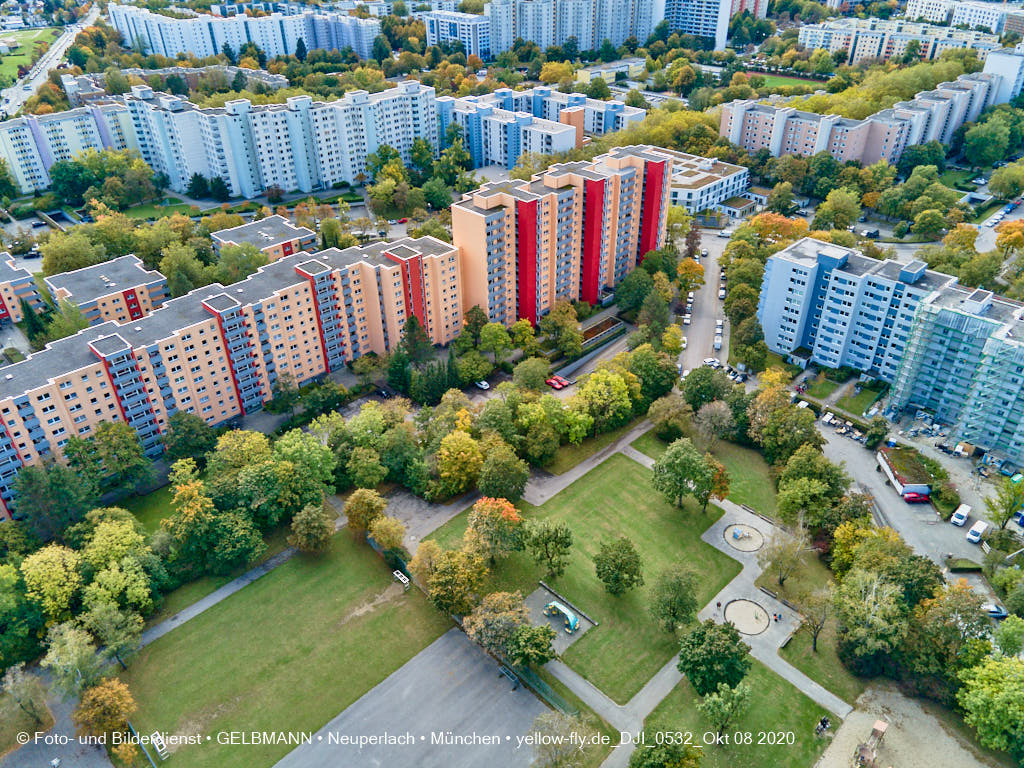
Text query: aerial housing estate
720 46 1024 166
0 146 671 518
758 238 1024 467
797 18 1002 65
0 81 644 196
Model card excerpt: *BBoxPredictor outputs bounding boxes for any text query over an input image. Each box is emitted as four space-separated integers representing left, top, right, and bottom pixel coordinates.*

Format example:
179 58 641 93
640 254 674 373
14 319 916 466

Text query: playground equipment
732 528 751 541
854 720 888 767
544 601 579 634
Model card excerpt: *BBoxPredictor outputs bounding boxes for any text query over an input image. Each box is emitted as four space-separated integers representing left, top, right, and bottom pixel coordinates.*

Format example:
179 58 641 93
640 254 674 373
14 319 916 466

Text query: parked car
687 292 695 303
682 314 691 325
966 520 989 543
376 388 393 399
700 249 708 257
713 335 723 351
715 319 724 331
718 288 726 300
903 492 931 503
702 358 720 368
474 380 490 390
718 229 733 238
982 603 1009 620
950 504 970 526
545 377 565 390
680 368 691 380
681 336 688 349
551 375 570 388
397 217 408 224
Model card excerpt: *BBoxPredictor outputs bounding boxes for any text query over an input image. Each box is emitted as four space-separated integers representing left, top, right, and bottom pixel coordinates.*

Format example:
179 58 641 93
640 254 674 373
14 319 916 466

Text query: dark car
982 603 1009 620
376 388 393 399
903 492 931 503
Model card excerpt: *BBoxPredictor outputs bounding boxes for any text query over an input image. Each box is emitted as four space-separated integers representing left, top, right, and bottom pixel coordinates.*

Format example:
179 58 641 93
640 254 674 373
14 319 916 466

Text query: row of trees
48 149 162 211
364 133 473 219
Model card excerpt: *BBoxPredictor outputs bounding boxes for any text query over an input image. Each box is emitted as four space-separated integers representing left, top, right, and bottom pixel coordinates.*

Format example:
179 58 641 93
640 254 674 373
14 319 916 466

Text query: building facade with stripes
44 255 169 326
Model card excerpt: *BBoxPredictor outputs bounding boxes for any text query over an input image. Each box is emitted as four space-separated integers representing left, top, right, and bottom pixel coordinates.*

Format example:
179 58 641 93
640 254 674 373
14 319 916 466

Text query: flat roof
44 255 163 305
212 214 315 250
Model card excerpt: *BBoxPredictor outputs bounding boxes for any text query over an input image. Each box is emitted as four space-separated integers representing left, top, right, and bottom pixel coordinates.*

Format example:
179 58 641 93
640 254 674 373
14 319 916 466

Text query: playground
724 523 764 552
724 598 771 635
524 588 595 655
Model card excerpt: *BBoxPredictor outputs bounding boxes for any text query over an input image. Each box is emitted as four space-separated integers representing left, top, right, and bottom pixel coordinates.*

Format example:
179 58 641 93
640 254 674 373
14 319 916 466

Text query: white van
966 520 988 543
713 335 722 351
950 504 971 527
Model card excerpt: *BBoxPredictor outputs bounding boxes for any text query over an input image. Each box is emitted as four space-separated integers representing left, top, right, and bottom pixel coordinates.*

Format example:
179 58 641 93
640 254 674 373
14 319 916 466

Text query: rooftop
211 214 315 250
44 255 163 305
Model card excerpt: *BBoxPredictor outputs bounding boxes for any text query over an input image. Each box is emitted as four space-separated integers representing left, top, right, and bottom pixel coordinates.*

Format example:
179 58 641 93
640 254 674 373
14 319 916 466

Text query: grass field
429 453 741 704
123 197 199 220
940 169 978 192
804 375 840 401
0 27 61 82
631 429 778 518
0 686 53 758
755 557 867 705
745 72 818 89
545 417 641 475
836 386 882 416
122 532 450 768
124 485 175 533
644 660 834 768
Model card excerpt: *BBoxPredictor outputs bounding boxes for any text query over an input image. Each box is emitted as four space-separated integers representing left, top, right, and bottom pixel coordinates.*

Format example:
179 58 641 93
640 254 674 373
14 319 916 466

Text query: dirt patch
816 683 1014 768
333 582 405 630
724 598 770 635
169 696 243 753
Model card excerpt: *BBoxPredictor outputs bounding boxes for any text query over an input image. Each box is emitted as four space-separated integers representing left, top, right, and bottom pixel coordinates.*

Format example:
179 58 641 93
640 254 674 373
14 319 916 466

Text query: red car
545 378 565 390
903 492 931 504
552 375 570 387
397 217 408 223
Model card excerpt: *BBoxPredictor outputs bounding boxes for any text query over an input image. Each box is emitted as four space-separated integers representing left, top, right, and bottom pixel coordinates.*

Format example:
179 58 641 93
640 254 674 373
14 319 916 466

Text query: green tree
526 520 573 578
209 176 230 202
41 622 101 696
628 740 702 768
288 503 336 553
20 545 81 624
812 187 861 230
697 681 752 741
512 357 549 390
593 536 644 596
649 566 699 633
681 366 731 411
463 590 529 658
510 318 540 356
834 569 908 672
81 602 143 670
615 268 653 313
422 176 452 209
161 411 217 468
427 547 487 615
958 656 1024 762
652 438 713 509
507 624 557 668
575 368 633 433
912 209 946 239
767 181 795 214
964 119 1010 168
479 322 512 365
758 405 822 465
41 229 107 276
985 475 1024 529
402 315 433 362
92 421 153 491
44 299 89 342
347 446 388 488
478 442 530 502
13 463 98 542
372 34 391 64
677 619 751 696
343 488 388 537
995 615 1024 657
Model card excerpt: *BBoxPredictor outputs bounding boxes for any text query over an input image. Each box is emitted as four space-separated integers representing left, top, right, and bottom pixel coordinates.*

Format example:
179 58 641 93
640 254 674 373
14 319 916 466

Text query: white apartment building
905 0 954 23
657 149 749 213
483 0 651 53
798 18 1001 66
107 3 382 60
905 0 1024 33
424 10 491 59
663 0 731 51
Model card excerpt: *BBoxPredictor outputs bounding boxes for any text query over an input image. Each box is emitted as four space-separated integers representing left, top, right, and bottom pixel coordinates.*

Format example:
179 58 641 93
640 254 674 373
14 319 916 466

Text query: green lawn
940 169 978 192
755 557 867 705
836 386 883 416
124 485 175 534
0 27 61 82
122 532 450 768
123 197 198 220
0 685 53 758
429 453 741 704
804 375 839 401
545 417 641 475
745 72 818 89
644 660 834 768
631 429 778 519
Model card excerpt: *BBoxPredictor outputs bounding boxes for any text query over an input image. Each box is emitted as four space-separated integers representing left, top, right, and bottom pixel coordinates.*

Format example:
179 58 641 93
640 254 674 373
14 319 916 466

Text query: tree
437 430 484 497
369 515 406 551
1 663 45 724
82 602 143 670
209 176 230 202
677 619 751 696
757 521 810 587
649 567 699 633
73 678 136 738
995 615 1024 657
615 268 653 313
510 318 540 356
372 34 391 63
652 438 713 509
41 229 106 276
697 680 752 741
186 173 209 198
913 208 946 239
294 36 308 61
834 569 908 671
41 623 101 696
20 297 46 341
268 370 300 417
512 357 549 391
694 400 734 447
274 429 336 489
648 392 691 441
575 368 634 433
13 463 98 542
526 520 573 578
864 416 889 449
161 411 217 468
530 711 600 768
343 488 387 537
506 623 557 669
681 366 731 411
628 740 702 768
990 161 1024 199
289 503 336 553
767 181 795 214
427 547 487 615
593 536 644 596
800 584 833 653
539 61 574 83
958 656 1024 762
402 315 433 362
812 187 861 231
964 119 1010 168
759 405 822 465
464 590 529 658
408 539 442 585
478 442 530 502
676 258 704 295
986 475 1024 529
465 497 524 563
92 421 153 491
463 305 489 343
21 545 81 624
45 299 89 342
479 322 512 365
347 446 388 489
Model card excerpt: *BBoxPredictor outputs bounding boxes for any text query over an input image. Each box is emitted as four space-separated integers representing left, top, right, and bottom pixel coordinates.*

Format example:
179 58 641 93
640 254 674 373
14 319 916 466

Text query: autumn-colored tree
436 429 483 497
21 545 82 624
463 590 530 658
288 503 336 553
369 515 406 551
343 488 388 538
408 539 443 584
73 678 137 738
427 548 488 615
464 497 524 563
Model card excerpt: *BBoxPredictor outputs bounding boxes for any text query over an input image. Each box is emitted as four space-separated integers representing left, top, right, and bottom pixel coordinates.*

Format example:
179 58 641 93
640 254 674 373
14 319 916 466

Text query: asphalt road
0 7 99 117
679 228 730 373
272 629 545 768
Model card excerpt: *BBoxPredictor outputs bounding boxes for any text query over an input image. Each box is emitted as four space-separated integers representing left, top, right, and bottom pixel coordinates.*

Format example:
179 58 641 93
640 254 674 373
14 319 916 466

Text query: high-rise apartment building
424 11 492 60
0 258 44 326
0 235 463 518
663 0 731 51
798 18 1001 66
719 48 1022 165
44 256 169 326
730 0 768 19
758 238 1024 466
484 0 655 53
211 215 318 262
451 145 671 325
108 3 381 60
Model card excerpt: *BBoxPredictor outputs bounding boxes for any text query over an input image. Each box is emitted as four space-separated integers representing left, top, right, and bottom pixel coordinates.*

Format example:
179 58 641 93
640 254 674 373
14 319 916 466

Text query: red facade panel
516 199 538 324
582 178 605 305
639 160 666 260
